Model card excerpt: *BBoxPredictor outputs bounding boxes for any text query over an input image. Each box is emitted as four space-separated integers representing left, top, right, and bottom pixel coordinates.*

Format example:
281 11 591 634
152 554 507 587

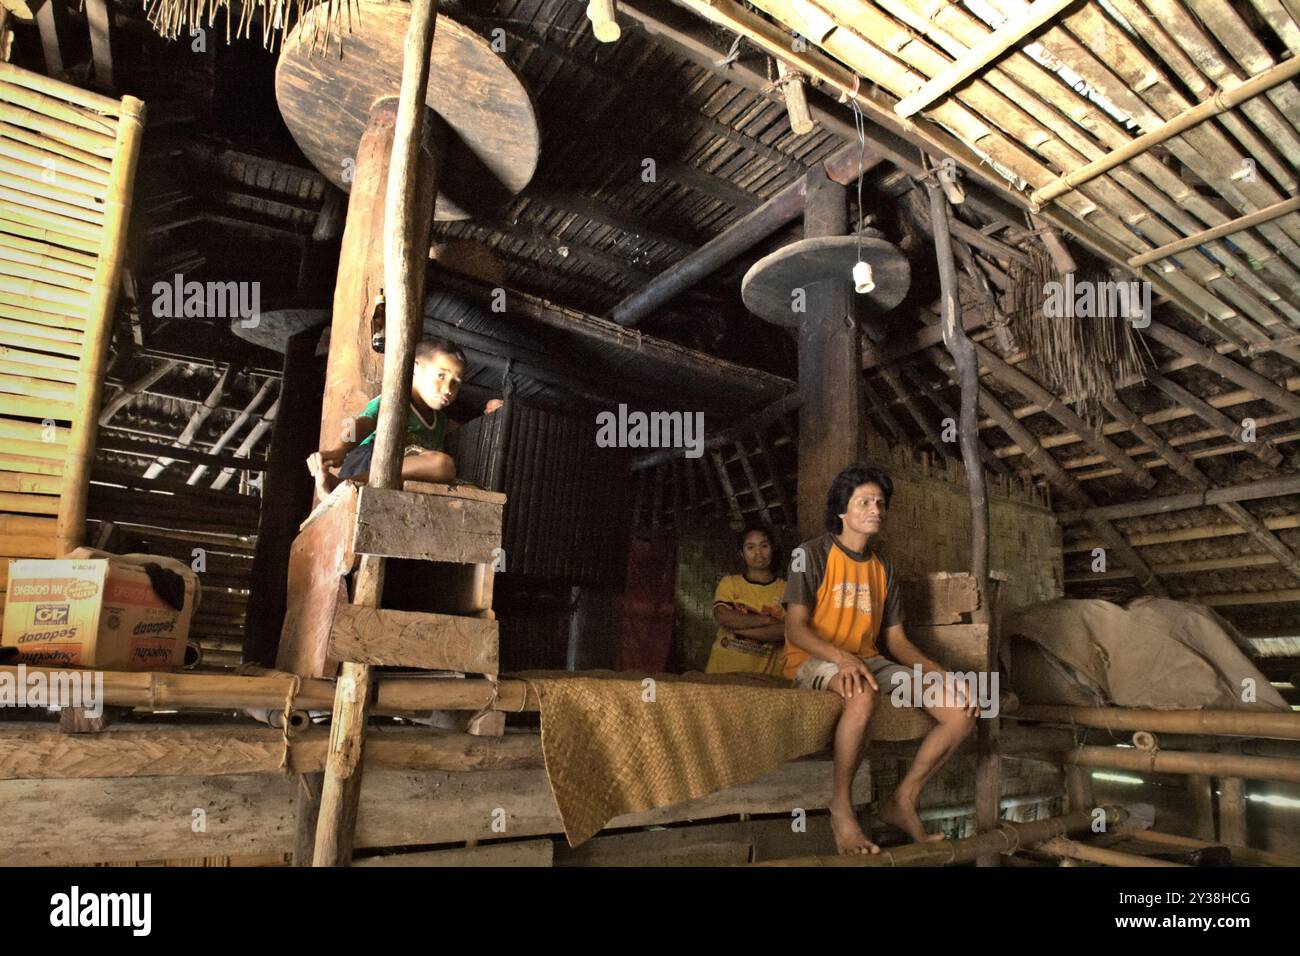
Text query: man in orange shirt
784 463 978 855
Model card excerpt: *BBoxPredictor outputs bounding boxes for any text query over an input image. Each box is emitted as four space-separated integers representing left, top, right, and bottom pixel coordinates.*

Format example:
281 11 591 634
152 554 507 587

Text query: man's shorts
338 443 429 479
794 655 913 697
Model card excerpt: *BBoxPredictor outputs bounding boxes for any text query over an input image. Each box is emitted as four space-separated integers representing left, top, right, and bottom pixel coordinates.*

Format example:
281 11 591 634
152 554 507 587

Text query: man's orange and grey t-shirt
780 533 904 680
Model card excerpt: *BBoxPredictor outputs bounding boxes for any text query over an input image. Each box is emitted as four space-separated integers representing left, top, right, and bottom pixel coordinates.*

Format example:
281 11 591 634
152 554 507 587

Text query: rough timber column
797 167 861 542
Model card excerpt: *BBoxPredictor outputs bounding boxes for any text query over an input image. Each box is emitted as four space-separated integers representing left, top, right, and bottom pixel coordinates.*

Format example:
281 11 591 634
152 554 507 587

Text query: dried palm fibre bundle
143 0 361 54
1007 246 1148 425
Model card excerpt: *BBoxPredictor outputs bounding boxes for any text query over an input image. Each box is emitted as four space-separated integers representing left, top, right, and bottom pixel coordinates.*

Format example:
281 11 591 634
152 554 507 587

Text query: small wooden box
275 481 505 679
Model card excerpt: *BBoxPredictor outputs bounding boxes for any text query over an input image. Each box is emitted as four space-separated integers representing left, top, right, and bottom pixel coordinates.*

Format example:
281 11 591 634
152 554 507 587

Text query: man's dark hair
415 337 467 367
737 523 774 552
825 463 894 534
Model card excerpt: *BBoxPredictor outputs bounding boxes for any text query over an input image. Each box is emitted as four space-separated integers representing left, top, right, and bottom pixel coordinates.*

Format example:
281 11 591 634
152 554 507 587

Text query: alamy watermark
595 404 705 458
889 665 1000 718
0 664 104 718
1042 275 1151 329
151 273 261 328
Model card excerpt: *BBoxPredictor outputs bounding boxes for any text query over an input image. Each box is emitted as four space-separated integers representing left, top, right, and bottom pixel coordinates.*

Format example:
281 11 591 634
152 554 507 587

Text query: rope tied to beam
278 672 302 773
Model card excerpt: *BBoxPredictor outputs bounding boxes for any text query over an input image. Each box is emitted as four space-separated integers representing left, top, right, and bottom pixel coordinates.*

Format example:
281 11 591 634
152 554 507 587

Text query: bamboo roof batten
726 0 1300 351
1028 56 1300 206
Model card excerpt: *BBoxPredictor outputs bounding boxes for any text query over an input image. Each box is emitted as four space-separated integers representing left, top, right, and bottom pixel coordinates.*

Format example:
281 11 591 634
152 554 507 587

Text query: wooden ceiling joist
1147 372 1285 468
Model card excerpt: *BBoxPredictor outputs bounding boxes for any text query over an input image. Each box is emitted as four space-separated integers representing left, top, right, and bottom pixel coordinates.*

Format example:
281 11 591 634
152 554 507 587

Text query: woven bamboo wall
0 65 141 635
867 432 1064 612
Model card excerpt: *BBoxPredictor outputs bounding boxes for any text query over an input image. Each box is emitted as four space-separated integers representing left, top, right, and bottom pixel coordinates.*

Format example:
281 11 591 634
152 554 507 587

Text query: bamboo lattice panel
0 63 135 631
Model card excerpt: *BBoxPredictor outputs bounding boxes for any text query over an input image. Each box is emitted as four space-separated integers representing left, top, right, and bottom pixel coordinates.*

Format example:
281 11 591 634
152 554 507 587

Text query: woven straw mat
517 670 934 846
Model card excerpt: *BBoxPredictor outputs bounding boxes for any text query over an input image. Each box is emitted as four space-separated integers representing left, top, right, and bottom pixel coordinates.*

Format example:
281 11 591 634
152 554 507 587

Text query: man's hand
829 655 878 700
307 448 345 476
484 399 504 414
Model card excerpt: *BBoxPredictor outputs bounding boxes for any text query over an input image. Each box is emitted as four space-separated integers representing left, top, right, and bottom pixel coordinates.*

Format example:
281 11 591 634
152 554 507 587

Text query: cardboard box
1 553 197 670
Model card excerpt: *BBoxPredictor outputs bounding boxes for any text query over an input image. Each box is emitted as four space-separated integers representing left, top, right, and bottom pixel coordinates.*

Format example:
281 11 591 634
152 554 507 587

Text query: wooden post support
796 165 859 543
1186 774 1216 841
313 0 445 868
926 175 998 865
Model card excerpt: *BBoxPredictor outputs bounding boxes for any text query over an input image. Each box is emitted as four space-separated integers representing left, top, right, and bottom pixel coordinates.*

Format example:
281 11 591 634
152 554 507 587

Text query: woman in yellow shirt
704 526 787 678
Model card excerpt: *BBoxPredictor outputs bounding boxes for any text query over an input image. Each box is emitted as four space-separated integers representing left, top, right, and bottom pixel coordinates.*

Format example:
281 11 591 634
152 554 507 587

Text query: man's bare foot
878 792 944 843
830 803 880 855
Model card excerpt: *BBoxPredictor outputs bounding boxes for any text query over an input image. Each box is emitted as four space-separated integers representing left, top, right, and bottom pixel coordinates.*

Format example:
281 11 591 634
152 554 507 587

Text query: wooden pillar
1218 777 1248 845
244 328 325 666
796 166 859 543
1217 742 1248 846
318 100 400 456
926 176 999 865
1186 773 1215 841
313 0 445 867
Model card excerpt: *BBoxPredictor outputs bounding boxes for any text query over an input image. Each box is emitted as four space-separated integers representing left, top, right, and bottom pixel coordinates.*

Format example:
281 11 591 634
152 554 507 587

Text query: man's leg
400 450 456 483
829 683 879 855
878 695 976 842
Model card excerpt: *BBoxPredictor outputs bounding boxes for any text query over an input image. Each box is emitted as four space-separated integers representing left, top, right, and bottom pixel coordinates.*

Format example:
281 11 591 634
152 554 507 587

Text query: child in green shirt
307 338 501 498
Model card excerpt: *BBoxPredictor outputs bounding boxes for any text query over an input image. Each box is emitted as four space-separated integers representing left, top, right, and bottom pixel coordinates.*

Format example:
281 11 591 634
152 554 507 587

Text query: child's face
413 352 465 409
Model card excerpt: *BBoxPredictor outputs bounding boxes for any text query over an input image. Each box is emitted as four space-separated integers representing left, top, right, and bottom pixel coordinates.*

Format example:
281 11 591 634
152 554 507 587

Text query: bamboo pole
0 61 122 117
1011 705 1300 740
0 134 109 186
314 0 444 870
776 59 813 134
0 102 115 157
97 359 179 425
586 0 620 42
1057 474 1300 524
893 0 1077 118
1062 746 1300 783
1145 321 1300 421
0 119 112 172
1030 56 1300 207
758 806 1128 866
142 365 233 480
54 94 144 557
187 378 275 484
1129 196 1300 268
1112 827 1300 867
0 666 536 715
1196 588 1300 607
1064 513 1300 552
1037 837 1187 867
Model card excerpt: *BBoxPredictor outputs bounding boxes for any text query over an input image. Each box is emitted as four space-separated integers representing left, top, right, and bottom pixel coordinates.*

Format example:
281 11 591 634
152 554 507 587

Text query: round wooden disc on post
275 1 540 222
741 235 910 328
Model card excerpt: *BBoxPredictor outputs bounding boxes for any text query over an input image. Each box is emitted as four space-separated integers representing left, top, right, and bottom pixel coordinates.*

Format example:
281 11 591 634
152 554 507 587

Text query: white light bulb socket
853 260 875 294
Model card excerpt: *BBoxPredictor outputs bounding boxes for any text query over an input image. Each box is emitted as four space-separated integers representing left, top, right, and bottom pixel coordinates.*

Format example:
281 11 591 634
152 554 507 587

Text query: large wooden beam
606 145 878 327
